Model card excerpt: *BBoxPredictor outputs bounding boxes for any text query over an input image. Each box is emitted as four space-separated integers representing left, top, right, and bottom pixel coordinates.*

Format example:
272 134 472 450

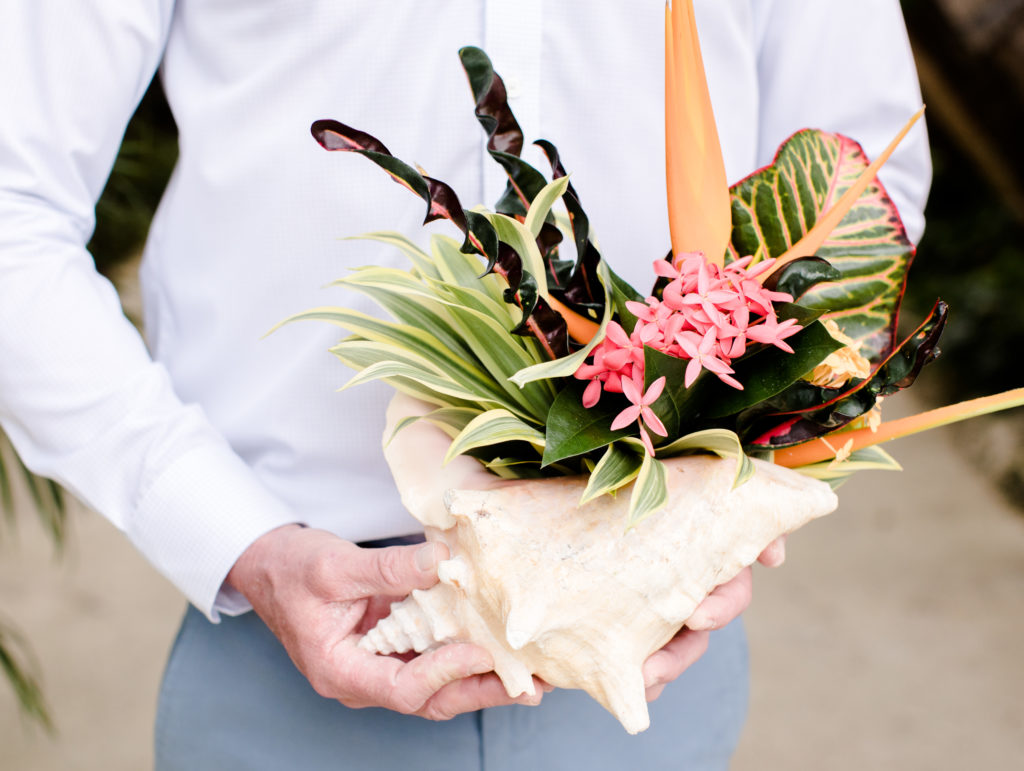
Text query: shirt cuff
126 442 300 622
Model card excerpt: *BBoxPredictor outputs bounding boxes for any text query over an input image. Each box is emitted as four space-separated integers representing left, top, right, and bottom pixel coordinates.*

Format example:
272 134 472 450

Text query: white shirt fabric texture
0 0 930 621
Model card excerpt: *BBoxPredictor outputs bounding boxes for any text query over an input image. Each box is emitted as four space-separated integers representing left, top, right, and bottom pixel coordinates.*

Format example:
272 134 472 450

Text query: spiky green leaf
627 453 668 530
444 409 546 464
655 429 755 488
579 442 644 505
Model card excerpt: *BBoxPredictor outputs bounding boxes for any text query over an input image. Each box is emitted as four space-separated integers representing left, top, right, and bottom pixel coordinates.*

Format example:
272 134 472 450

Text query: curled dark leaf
763 256 841 300
741 299 948 448
458 46 524 156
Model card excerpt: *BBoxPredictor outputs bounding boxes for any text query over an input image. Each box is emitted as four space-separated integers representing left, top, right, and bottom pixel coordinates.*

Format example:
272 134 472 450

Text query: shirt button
505 76 522 99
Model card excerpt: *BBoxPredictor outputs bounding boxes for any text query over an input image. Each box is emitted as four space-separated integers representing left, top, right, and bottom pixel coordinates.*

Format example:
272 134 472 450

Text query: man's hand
227 524 544 720
641 535 787 702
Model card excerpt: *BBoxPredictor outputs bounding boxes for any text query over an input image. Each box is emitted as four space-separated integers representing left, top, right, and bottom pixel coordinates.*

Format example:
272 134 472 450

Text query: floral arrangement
291 2 1023 528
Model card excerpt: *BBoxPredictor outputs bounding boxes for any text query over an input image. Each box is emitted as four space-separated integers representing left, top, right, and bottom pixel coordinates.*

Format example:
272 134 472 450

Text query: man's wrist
225 523 308 599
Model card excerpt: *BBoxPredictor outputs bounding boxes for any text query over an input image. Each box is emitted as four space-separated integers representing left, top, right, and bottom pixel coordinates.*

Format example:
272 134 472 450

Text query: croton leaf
534 139 606 311
458 46 523 156
312 120 466 231
741 299 948 448
729 129 915 362
312 118 570 358
459 46 549 214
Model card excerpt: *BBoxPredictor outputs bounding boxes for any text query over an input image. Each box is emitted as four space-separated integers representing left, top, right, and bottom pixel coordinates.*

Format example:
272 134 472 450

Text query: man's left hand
641 535 786 702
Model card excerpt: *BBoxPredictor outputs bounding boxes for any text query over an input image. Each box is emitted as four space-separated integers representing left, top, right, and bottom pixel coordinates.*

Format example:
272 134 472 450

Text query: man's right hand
226 524 545 720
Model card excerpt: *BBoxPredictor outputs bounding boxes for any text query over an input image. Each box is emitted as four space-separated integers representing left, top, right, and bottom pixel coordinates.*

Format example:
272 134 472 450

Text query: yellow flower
805 319 871 388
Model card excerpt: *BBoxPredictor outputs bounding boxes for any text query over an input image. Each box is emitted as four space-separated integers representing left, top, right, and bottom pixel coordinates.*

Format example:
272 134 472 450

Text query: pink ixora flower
675 328 743 390
746 311 802 353
572 252 802 425
610 374 668 455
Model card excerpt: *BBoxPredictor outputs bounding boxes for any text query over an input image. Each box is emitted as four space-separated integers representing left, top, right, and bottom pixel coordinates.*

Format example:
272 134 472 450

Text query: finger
757 535 787 567
416 673 547 721
686 566 753 631
346 541 450 599
337 642 495 714
642 629 709 701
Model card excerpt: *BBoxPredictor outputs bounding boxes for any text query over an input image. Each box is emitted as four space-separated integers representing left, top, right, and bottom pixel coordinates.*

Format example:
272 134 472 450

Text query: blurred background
1 1 1022 767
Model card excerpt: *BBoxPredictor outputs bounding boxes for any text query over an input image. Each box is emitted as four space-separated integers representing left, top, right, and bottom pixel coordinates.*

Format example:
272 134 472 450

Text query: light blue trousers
155 605 748 770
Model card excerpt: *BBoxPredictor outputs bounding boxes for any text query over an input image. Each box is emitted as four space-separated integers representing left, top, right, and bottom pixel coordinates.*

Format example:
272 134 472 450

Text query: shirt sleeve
752 0 932 244
0 1 298 620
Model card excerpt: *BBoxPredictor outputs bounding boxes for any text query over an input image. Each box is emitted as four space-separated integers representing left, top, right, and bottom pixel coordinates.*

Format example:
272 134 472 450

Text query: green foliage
0 619 53 733
1 434 66 731
89 78 177 273
902 127 1024 399
796 445 902 490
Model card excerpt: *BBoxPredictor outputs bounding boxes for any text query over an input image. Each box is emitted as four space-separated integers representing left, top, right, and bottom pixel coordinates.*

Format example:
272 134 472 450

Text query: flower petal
610 405 641 431
641 406 668 437
643 375 667 404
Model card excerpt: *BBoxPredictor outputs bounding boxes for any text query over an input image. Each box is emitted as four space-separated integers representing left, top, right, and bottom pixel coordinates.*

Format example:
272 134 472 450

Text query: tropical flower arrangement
292 4 1023 529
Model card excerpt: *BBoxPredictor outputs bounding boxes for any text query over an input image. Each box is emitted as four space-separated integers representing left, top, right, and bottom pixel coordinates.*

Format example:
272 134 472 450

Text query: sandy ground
1 390 1022 770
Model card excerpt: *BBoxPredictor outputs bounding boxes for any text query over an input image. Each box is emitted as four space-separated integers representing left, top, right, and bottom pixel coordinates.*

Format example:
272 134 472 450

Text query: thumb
348 541 450 598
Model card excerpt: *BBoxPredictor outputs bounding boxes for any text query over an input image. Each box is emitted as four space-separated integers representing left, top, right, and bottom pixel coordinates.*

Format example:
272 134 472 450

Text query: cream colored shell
362 452 838 733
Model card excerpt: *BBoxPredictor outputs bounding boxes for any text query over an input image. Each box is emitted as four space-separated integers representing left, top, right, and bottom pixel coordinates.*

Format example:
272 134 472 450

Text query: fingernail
687 613 715 631
415 543 440 572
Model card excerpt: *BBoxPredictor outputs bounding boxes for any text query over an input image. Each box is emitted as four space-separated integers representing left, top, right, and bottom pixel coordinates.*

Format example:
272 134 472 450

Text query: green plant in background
88 80 178 275
903 125 1024 398
0 434 66 732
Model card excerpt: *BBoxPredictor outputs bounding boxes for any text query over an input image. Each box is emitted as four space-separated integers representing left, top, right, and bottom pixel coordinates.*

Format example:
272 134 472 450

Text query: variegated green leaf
444 409 546 464
792 444 902 489
481 457 548 479
655 429 755 489
429 235 508 306
579 442 643 505
387 407 483 445
348 232 440 280
486 212 550 298
310 311 511 406
426 277 522 333
334 352 502 410
333 267 479 363
334 335 509 409
730 129 914 360
627 452 668 530
431 301 556 418
523 176 570 239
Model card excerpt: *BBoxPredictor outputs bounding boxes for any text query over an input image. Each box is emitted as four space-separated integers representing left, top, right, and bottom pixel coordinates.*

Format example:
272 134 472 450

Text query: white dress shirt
0 0 929 620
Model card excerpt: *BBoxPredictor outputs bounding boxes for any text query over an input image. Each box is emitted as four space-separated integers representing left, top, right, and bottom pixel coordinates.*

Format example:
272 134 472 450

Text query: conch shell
362 452 838 733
